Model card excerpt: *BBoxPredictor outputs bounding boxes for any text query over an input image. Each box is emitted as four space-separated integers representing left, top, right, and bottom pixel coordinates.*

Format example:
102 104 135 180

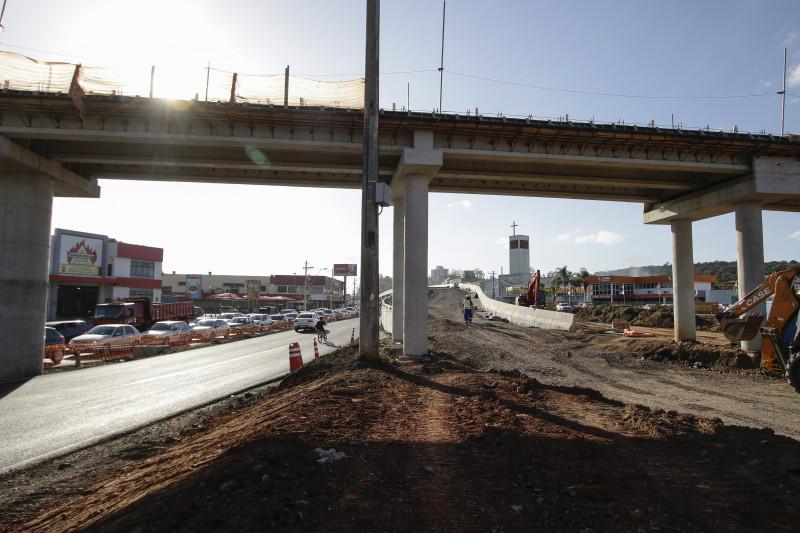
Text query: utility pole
359 0 380 360
489 270 497 299
303 261 313 310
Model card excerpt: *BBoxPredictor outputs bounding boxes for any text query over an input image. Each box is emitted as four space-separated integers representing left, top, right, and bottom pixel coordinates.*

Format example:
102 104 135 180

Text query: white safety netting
0 51 364 109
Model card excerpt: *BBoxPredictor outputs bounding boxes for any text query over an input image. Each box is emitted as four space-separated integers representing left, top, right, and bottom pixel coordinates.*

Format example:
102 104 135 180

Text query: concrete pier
392 196 405 342
671 219 696 342
0 173 54 381
735 201 766 355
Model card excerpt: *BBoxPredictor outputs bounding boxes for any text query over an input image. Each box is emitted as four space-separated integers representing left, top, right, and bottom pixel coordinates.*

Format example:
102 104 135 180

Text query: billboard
186 274 202 299
56 232 105 276
247 280 261 300
333 264 357 276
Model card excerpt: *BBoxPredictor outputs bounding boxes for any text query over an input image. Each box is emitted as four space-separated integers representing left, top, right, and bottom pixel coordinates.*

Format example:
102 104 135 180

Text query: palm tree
554 266 571 303
574 268 590 302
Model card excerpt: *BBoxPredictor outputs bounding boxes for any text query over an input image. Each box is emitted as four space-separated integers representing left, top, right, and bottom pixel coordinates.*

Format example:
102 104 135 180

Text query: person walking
462 294 474 325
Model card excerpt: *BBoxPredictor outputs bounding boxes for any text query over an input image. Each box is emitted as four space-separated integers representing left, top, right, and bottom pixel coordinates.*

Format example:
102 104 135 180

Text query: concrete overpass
1 91 799 380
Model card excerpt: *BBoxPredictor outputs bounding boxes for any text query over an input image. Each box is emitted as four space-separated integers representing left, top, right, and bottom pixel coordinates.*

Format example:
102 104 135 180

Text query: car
294 312 320 332
190 318 231 341
270 314 288 323
194 306 205 317
643 304 657 310
227 316 256 334
45 320 90 342
69 324 141 354
218 312 243 321
280 309 298 320
141 320 191 346
44 327 67 364
248 314 271 326
346 307 358 317
556 302 573 312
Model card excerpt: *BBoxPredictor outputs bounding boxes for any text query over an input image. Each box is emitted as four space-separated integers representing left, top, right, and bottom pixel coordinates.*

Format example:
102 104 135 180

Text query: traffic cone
314 338 320 359
289 342 303 373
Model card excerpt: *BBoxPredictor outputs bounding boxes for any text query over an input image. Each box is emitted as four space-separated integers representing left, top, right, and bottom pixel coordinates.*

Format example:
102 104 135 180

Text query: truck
717 267 800 393
92 299 196 331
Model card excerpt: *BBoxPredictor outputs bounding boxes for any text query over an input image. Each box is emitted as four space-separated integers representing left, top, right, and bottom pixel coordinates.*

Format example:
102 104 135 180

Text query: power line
446 70 778 100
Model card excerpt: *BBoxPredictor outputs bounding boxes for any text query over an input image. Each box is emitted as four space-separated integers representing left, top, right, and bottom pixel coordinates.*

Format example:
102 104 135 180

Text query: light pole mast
359 0 380 360
303 261 313 310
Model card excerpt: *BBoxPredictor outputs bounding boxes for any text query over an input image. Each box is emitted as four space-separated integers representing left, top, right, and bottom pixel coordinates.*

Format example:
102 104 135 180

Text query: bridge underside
0 95 799 378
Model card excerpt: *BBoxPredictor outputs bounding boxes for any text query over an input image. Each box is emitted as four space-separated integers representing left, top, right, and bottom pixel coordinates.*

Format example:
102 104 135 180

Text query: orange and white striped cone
289 342 303 373
350 328 355 344
314 338 319 359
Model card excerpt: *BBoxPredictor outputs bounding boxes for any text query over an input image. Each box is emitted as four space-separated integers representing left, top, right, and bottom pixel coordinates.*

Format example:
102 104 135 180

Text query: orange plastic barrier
314 338 319 359
289 342 303 372
350 328 355 344
72 343 136 367
622 329 655 337
44 344 68 365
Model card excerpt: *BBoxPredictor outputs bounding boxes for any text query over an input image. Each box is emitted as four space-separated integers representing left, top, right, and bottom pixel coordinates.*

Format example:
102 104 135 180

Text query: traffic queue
43 306 359 368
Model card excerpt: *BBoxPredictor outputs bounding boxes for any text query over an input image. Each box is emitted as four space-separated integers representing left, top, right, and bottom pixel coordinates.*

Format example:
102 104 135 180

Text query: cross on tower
510 221 518 235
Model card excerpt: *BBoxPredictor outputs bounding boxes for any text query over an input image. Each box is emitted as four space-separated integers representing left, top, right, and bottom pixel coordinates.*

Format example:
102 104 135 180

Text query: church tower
508 221 530 276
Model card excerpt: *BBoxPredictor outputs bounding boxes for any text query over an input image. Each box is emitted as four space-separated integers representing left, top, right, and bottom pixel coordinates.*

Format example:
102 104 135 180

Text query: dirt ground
2 289 800 532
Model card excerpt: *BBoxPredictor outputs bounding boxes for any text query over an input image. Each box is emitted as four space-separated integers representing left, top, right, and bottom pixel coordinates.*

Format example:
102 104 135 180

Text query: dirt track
2 288 800 532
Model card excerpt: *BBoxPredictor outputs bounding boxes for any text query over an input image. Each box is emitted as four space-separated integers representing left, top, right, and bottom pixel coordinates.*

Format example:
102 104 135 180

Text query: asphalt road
0 319 359 474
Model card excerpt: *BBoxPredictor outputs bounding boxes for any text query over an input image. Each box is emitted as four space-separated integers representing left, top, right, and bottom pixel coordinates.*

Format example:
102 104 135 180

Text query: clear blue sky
2 0 798 284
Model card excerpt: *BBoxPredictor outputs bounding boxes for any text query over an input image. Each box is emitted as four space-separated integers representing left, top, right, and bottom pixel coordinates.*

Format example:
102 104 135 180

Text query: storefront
48 229 164 320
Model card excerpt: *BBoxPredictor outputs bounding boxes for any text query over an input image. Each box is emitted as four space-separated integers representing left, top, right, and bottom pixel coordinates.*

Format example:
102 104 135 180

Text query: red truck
92 299 195 331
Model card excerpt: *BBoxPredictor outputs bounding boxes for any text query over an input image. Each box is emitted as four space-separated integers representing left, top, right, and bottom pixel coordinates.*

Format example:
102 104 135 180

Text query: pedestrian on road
463 294 474 325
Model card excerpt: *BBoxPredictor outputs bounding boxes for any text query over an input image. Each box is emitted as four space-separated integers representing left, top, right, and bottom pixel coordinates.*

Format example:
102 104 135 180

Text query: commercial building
586 274 716 308
48 228 164 320
161 272 347 312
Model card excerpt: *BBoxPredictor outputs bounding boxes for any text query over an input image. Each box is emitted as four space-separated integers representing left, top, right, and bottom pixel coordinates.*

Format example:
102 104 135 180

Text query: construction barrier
289 342 303 372
314 338 320 359
350 328 355 344
71 343 138 367
44 344 68 365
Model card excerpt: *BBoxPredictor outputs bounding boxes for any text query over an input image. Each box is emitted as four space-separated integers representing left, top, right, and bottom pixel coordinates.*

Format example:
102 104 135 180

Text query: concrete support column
402 174 429 357
391 196 405 342
0 172 54 382
670 219 696 342
735 201 765 355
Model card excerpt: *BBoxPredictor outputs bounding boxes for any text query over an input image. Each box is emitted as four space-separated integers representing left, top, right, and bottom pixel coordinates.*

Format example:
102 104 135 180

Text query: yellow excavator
717 268 800 393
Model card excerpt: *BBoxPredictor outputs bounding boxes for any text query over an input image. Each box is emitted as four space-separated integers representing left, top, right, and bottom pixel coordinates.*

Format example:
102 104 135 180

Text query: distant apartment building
430 265 449 284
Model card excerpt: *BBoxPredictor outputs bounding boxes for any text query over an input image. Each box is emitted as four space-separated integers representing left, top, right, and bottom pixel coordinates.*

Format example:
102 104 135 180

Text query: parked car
44 327 66 364
45 320 90 342
555 302 573 312
141 320 191 346
294 312 320 332
578 303 594 309
69 324 141 353
270 314 288 323
218 312 243 321
193 306 205 317
190 318 231 341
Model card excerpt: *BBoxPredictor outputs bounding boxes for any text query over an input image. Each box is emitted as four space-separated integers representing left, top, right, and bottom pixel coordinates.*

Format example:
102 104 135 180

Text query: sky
2 0 799 286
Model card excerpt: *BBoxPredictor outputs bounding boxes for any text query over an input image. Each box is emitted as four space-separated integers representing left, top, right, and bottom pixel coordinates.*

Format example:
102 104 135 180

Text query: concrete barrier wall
460 283 576 332
379 289 393 336
379 285 575 334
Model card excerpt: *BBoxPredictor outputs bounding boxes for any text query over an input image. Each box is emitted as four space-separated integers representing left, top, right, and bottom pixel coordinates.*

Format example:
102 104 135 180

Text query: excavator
717 267 800 393
515 270 543 307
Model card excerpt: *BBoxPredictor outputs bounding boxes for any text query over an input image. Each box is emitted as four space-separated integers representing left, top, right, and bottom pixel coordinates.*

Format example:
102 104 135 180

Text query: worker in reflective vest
462 294 474 325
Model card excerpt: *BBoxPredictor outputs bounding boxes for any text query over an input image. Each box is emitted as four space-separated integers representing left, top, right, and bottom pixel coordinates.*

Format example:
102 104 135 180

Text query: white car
248 314 273 326
294 312 320 332
556 302 573 312
69 324 142 353
141 321 191 346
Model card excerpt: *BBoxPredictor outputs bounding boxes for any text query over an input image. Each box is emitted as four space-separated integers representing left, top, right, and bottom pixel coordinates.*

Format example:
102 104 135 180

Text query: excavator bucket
719 313 766 342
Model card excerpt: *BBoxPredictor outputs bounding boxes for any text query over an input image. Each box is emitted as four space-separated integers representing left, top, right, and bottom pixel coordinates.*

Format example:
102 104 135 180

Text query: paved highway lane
0 319 359 474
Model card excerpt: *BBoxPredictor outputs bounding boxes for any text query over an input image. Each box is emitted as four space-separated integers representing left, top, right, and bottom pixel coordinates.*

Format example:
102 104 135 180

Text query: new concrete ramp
460 283 576 332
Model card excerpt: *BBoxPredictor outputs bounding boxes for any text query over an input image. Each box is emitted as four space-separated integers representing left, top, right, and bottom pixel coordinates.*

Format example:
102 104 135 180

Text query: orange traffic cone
314 338 320 359
289 342 303 372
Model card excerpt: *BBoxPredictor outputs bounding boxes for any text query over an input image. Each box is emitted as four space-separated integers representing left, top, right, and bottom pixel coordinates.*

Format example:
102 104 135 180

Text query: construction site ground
2 288 800 532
